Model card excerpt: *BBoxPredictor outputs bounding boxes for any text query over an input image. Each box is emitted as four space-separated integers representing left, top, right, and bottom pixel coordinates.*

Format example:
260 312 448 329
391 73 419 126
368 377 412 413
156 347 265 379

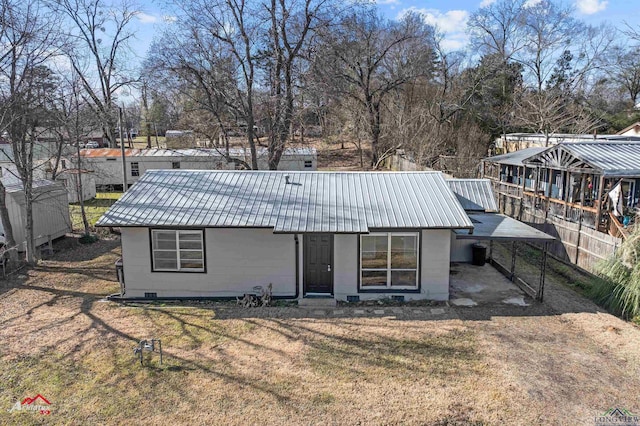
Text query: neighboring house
483 141 640 235
617 122 640 137
55 169 97 203
495 133 640 153
96 170 553 301
0 177 71 250
75 147 318 188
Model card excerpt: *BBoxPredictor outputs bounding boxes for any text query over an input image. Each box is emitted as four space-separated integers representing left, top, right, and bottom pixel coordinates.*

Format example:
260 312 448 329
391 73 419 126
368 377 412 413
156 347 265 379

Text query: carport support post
537 242 548 302
510 241 517 280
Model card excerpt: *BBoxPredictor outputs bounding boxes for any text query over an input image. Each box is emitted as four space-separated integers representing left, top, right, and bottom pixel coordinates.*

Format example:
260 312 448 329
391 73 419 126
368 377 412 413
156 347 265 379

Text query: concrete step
298 297 337 307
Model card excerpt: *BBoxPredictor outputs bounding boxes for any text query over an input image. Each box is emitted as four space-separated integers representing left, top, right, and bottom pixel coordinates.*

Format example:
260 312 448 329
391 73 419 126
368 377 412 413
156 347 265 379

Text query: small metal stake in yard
133 339 163 366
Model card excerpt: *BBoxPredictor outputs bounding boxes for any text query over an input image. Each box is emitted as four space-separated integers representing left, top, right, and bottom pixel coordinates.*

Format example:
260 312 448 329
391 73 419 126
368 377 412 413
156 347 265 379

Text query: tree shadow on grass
45 238 121 263
1 283 297 407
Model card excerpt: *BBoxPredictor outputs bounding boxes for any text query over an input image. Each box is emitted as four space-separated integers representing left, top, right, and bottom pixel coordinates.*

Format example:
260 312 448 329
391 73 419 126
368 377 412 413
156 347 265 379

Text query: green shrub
79 234 99 245
591 228 640 319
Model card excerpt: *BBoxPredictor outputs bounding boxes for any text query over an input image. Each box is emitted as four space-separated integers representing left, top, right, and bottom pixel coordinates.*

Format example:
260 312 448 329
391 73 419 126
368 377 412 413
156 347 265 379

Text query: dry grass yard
1 238 640 425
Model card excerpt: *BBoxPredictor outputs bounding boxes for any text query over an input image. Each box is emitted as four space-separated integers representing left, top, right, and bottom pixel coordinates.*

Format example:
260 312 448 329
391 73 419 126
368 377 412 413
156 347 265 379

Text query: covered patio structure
454 213 557 301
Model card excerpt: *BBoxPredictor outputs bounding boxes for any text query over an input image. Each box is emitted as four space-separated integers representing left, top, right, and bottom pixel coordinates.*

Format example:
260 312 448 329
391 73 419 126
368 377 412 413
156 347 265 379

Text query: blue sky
129 0 635 66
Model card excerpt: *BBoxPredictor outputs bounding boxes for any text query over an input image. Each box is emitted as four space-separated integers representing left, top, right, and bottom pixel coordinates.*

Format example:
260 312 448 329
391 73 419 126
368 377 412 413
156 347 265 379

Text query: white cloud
402 8 469 33
479 0 496 7
136 12 158 24
162 15 177 23
398 7 469 51
440 38 466 51
575 0 608 14
377 0 401 4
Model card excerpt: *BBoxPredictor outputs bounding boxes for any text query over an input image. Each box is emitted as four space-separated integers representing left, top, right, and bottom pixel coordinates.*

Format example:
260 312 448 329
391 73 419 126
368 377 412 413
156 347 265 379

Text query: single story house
97 171 553 302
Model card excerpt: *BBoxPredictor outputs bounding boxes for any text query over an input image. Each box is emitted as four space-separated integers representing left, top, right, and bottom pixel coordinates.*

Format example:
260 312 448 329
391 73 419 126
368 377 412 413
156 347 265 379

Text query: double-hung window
131 162 140 177
151 230 205 272
360 232 419 289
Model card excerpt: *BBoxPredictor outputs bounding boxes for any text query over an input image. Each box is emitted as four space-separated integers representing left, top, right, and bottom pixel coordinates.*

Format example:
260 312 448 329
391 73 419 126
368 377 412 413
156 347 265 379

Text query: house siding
450 232 477 263
121 227 297 298
331 230 451 301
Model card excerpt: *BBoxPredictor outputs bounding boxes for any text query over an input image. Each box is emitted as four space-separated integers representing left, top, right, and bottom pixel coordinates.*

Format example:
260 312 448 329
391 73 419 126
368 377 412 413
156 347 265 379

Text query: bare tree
168 0 262 169
50 0 138 149
144 27 253 168
0 0 65 262
263 0 333 169
468 0 613 145
315 10 435 166
610 45 640 106
467 0 528 62
57 73 99 235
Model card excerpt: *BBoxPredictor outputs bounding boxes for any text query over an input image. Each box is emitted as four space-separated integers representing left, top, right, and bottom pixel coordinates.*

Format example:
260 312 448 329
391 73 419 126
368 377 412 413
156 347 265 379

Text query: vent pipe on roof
285 175 291 184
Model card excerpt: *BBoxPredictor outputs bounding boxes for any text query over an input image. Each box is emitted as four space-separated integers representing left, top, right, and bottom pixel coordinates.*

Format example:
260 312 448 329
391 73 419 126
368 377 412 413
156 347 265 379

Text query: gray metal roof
483 147 547 166
1 176 59 193
454 213 555 242
96 170 474 233
557 142 640 177
447 179 498 212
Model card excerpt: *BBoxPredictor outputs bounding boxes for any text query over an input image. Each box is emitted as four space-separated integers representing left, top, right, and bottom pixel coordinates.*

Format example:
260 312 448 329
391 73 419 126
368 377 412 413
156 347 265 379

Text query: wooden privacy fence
493 184 621 273
384 153 482 178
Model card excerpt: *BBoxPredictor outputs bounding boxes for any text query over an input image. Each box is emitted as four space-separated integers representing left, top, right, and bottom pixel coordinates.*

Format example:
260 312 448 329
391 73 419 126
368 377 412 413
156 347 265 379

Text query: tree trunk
76 144 90 235
142 81 152 149
368 101 381 166
24 178 35 264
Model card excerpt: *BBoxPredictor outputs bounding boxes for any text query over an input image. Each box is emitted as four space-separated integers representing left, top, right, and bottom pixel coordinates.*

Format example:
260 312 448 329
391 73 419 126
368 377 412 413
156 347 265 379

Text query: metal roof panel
447 179 499 212
97 170 474 232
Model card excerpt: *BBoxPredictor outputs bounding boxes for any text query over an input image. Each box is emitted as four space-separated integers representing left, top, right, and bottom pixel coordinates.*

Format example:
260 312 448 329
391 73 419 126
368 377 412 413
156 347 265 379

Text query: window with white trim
360 232 419 289
151 230 205 272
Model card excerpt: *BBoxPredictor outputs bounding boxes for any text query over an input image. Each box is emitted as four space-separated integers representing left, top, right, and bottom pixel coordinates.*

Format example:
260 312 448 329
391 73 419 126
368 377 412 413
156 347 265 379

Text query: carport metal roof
454 213 556 242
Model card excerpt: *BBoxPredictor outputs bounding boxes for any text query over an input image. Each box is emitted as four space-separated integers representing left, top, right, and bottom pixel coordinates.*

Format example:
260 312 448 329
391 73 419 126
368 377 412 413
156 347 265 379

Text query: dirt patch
1 242 640 425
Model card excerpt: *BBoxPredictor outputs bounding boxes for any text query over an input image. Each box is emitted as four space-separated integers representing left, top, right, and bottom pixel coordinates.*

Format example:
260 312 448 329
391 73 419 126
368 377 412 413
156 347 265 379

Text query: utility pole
153 122 159 148
118 106 127 191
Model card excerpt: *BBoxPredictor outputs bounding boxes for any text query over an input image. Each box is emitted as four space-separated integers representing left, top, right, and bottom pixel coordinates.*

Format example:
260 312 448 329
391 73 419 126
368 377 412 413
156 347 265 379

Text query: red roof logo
9 394 51 415
21 394 51 406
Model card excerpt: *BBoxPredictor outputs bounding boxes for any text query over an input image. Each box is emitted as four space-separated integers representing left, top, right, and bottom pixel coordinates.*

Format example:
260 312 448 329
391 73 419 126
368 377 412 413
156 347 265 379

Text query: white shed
0 178 71 250
56 169 97 203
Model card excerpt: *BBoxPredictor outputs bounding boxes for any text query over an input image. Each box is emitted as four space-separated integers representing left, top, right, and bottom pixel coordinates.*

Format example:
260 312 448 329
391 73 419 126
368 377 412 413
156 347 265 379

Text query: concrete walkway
449 262 529 307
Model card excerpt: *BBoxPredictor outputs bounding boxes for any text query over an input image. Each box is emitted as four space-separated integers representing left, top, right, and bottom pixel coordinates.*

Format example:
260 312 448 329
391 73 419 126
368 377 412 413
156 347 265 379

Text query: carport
454 213 557 301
